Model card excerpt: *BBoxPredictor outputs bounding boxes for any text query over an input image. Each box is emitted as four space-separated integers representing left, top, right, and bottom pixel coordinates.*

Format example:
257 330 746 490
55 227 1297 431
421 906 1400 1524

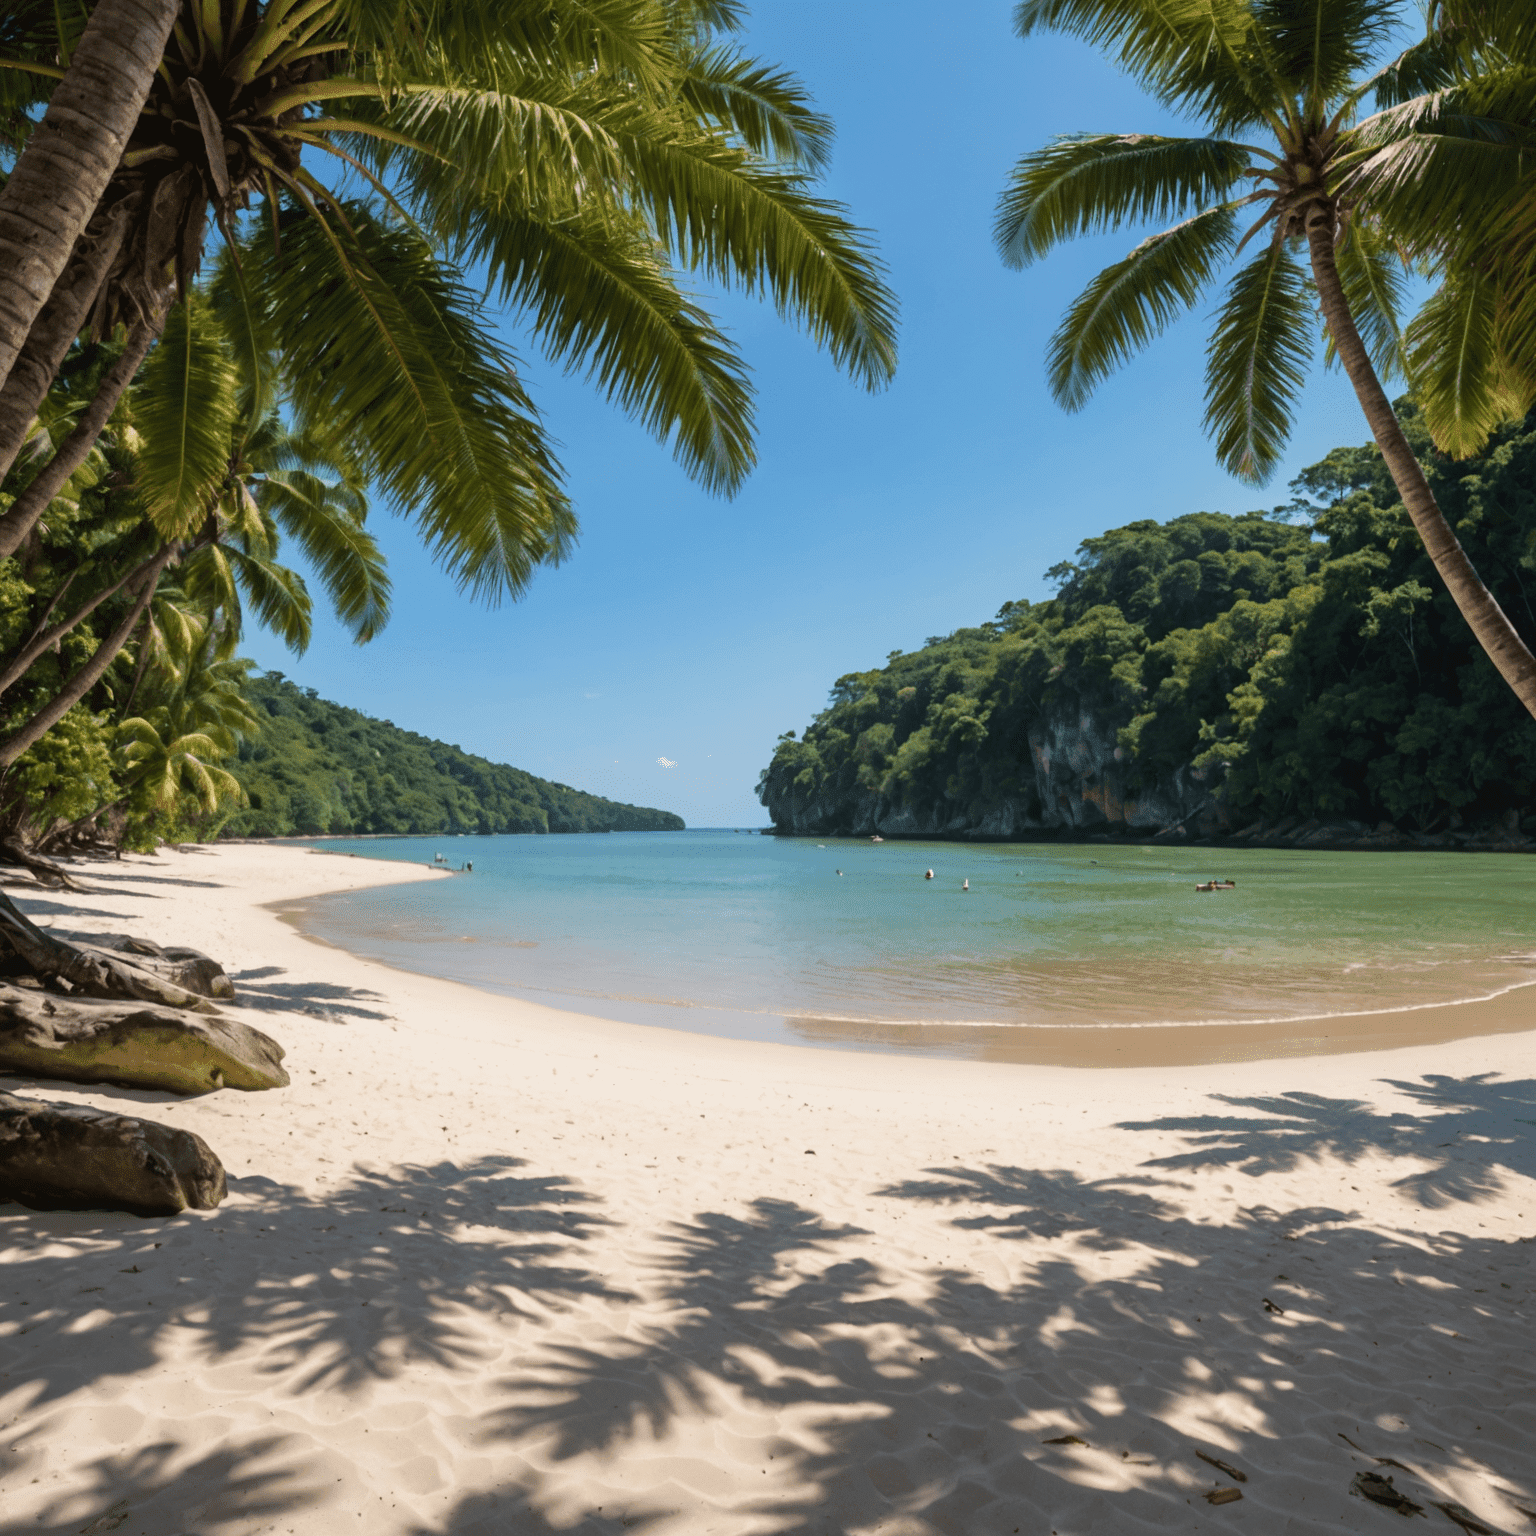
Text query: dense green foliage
226 673 683 838
760 406 1536 834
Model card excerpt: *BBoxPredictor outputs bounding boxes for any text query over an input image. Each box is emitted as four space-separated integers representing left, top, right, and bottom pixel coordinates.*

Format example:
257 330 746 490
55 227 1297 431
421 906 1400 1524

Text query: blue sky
243 1 1386 827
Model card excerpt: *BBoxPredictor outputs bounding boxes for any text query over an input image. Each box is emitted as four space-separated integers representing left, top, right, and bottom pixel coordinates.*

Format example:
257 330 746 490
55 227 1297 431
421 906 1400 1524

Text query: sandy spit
0 840 1533 1536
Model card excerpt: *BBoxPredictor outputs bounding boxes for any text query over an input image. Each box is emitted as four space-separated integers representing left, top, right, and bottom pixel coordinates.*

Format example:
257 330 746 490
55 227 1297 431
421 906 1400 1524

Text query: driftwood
0 890 219 1012
88 934 235 1001
0 1089 226 1215
0 836 85 891
0 983 286 1094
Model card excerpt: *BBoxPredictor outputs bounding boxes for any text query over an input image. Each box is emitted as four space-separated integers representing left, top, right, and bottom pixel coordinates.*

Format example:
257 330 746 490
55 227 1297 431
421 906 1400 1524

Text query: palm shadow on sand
0 1154 627 1416
7 1433 318 1536
419 1075 1536 1536
1116 1073 1536 1207
228 963 394 1021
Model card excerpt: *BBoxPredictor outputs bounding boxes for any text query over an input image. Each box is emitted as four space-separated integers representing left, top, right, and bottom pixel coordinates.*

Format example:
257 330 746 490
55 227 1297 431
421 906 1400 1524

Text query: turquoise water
286 831 1536 1051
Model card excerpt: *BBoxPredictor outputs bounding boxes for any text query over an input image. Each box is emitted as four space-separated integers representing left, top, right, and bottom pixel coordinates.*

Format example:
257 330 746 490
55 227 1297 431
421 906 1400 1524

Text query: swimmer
925 868 934 880
836 869 843 876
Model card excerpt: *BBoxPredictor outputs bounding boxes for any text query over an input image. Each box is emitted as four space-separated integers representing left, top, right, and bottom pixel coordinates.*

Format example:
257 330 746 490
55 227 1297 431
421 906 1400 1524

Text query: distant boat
871 835 884 843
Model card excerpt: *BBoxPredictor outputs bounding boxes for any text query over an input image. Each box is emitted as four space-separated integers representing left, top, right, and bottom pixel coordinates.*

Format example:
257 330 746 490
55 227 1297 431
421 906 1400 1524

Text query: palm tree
996 0 1536 716
0 290 387 767
115 629 257 820
0 0 178 405
0 0 897 602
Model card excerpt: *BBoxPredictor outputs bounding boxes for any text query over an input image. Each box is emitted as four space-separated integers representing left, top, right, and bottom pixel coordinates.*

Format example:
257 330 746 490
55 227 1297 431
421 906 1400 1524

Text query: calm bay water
284 831 1536 1056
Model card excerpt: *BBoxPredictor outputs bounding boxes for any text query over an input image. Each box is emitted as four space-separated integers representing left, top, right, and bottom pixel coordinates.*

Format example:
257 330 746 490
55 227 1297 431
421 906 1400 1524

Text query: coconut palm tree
0 289 387 767
0 0 897 603
115 629 257 819
0 0 179 401
997 0 1536 716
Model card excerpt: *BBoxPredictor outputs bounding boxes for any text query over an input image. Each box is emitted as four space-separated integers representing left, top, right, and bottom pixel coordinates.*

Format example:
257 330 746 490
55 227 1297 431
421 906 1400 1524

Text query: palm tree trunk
1305 210 1536 717
0 543 169 700
0 193 138 484
0 543 178 769
0 0 177 396
0 317 158 563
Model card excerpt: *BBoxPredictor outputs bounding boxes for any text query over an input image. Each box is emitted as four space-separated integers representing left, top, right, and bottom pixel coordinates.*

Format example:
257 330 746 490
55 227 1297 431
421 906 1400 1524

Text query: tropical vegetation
758 406 1536 840
998 0 1536 713
226 672 684 837
0 0 894 868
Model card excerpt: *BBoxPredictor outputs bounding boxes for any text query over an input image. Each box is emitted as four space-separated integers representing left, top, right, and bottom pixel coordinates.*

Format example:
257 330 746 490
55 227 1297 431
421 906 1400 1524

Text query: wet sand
783 982 1536 1067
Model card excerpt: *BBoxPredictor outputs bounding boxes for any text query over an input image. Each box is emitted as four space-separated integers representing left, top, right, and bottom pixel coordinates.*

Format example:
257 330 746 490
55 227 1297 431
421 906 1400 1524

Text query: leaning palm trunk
0 542 178 769
996 0 1536 723
1305 213 1536 717
0 542 172 701
0 195 140 484
0 0 177 399
0 317 159 562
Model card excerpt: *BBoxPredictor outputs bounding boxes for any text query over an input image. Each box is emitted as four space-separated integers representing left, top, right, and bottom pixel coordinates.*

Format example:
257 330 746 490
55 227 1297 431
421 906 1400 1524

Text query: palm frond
1203 240 1314 483
239 202 574 603
1327 221 1409 379
1251 0 1399 112
257 469 391 643
995 131 1253 267
677 44 833 168
443 199 756 494
617 134 898 391
1047 204 1237 409
1406 261 1531 455
1014 0 1278 133
131 296 240 540
1368 29 1473 108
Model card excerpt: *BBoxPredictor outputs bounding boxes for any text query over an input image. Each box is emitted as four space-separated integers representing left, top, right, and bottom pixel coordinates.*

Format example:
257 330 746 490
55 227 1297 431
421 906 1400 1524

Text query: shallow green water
290 831 1536 1049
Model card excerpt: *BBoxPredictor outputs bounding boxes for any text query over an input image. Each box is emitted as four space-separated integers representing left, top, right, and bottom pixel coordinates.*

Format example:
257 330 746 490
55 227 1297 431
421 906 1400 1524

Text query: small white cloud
656 756 677 768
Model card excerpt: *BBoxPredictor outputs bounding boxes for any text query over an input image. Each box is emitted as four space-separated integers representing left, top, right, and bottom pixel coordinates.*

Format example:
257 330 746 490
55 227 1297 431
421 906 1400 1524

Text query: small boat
870 835 884 843
1194 881 1216 892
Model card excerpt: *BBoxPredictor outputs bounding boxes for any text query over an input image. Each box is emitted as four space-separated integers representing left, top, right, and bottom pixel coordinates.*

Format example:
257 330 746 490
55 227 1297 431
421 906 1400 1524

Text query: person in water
925 868 934 880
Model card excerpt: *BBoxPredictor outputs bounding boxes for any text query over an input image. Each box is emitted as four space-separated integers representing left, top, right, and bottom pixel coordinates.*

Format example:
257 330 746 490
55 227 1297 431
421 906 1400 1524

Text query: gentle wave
487 972 1536 1032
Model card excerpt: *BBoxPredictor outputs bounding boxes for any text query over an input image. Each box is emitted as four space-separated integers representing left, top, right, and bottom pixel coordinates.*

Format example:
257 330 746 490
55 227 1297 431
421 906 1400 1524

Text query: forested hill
758 405 1536 850
224 674 684 837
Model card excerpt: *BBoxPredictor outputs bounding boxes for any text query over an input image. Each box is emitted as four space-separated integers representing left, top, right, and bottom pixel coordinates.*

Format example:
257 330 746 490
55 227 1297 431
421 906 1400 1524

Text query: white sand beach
1 841 1533 1535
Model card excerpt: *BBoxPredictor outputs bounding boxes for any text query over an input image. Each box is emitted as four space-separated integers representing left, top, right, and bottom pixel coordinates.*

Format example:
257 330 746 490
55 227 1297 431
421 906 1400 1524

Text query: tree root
0 891 220 1013
0 836 86 892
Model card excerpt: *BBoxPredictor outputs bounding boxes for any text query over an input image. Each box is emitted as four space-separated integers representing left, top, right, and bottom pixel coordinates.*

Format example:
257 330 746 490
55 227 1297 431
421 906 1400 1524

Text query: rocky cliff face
761 709 1536 851
762 709 1223 841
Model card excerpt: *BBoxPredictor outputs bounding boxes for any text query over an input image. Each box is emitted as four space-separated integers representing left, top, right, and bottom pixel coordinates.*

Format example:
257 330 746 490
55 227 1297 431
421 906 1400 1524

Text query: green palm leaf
1253 0 1399 113
1405 262 1530 456
615 134 898 391
257 468 391 643
1327 221 1409 380
1014 0 1275 132
237 201 575 603
677 44 834 168
995 132 1253 267
447 201 757 494
131 295 240 540
1203 240 1314 483
1047 204 1237 409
